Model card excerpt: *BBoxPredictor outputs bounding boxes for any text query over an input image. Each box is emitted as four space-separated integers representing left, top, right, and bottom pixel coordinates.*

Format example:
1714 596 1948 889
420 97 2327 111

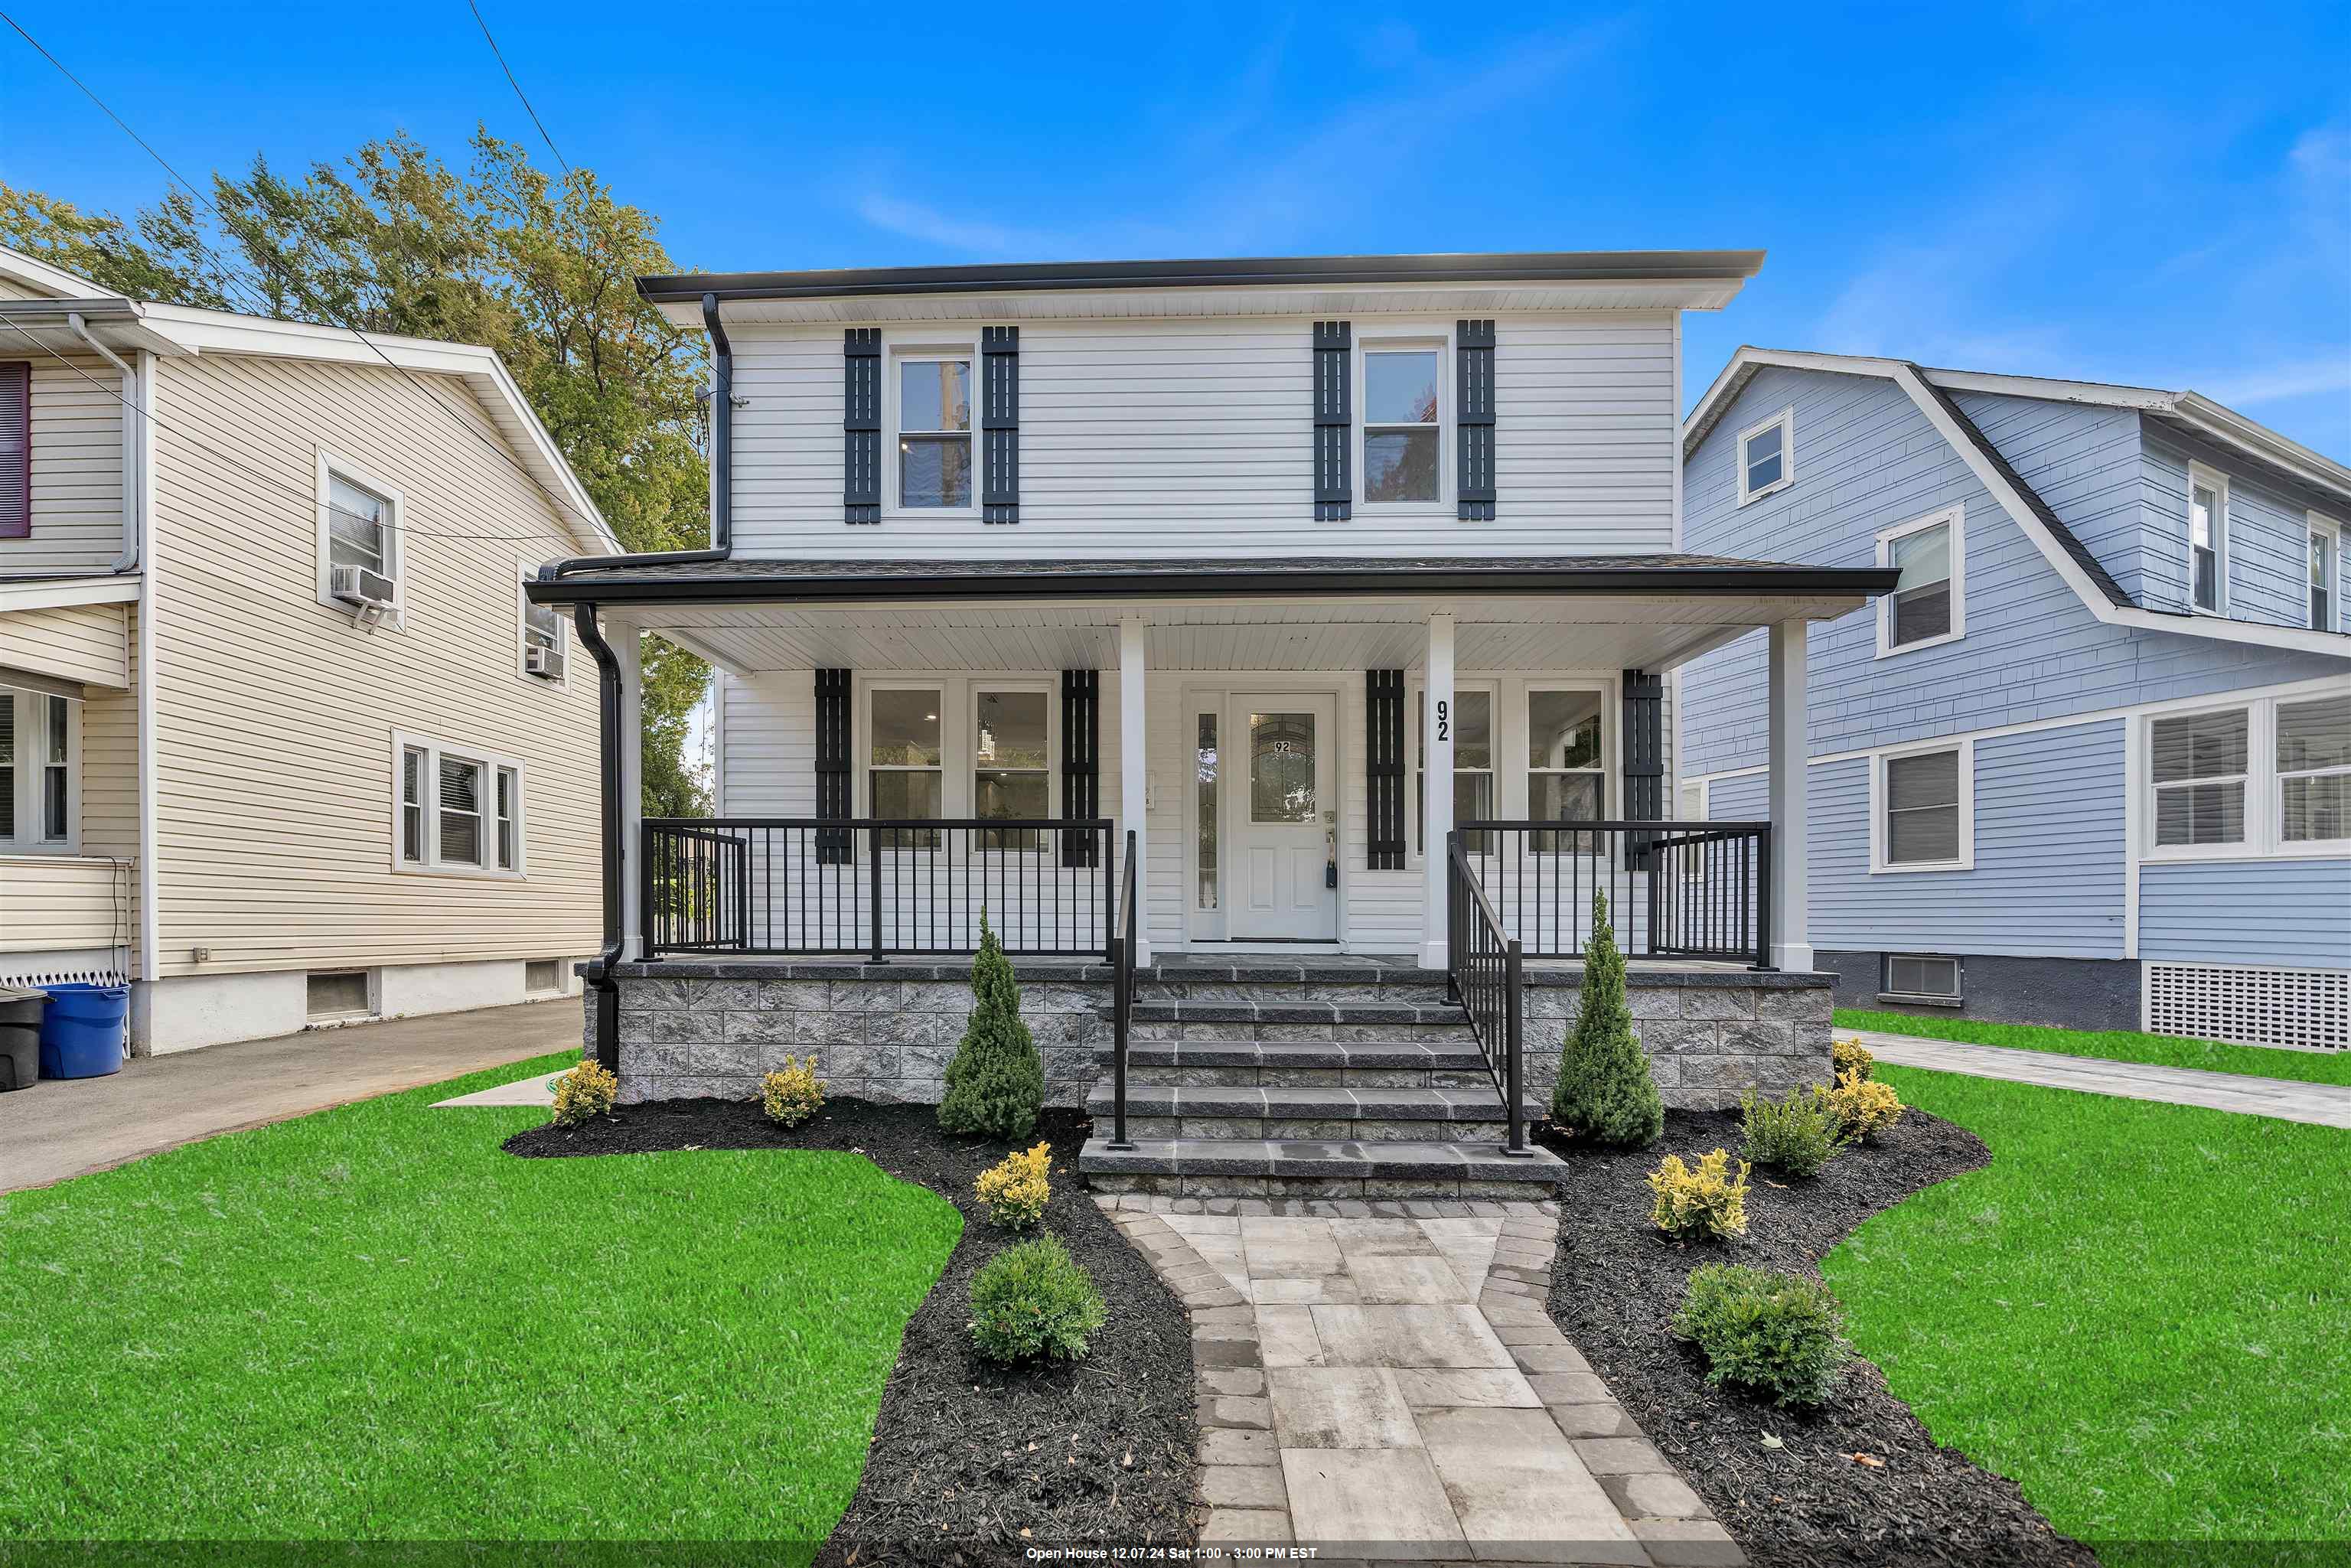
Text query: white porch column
1767 618 1813 973
615 618 646 960
1119 615 1150 964
1420 613 1456 968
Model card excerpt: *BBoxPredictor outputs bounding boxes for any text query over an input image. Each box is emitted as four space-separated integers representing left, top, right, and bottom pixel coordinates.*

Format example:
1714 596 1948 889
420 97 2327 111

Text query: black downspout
573 601 627 1072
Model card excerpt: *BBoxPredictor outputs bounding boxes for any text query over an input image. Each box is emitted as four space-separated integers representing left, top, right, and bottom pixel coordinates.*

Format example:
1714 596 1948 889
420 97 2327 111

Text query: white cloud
850 195 1080 260
2199 355 2351 409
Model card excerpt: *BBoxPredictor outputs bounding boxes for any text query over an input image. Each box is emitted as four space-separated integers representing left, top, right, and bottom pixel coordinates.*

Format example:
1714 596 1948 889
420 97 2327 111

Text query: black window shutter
0 360 28 539
1622 669 1663 862
1060 670 1099 866
815 668 853 863
1457 320 1495 520
1367 670 1405 869
982 326 1019 524
843 330 881 524
1313 321 1352 520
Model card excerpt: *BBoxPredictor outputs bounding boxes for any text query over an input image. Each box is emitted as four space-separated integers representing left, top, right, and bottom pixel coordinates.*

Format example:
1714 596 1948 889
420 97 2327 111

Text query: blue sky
5 2 2347 455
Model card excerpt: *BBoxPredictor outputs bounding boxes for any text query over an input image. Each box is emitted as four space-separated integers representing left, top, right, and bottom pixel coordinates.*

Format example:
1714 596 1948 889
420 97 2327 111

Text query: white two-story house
530 251 1896 1198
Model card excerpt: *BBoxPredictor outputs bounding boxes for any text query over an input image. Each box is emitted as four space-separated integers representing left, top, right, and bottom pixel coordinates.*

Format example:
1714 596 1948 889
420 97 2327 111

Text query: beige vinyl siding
0 352 126 575
0 277 63 302
0 601 130 687
145 351 600 977
0 856 128 952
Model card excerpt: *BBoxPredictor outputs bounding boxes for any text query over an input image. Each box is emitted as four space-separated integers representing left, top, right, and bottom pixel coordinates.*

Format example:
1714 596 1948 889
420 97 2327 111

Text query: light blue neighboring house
1674 349 2351 1051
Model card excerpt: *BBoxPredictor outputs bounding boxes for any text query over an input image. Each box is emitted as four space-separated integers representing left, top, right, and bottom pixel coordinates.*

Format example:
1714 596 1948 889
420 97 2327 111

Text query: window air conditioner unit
330 565 397 611
524 644 566 680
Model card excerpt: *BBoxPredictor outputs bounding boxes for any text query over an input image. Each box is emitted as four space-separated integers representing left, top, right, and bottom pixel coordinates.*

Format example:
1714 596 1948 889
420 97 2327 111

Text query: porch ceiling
625 593 1863 674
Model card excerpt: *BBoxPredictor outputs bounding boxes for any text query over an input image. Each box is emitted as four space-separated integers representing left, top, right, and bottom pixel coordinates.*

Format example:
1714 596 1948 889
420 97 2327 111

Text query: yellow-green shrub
760 1056 826 1126
549 1060 618 1126
1646 1148 1750 1240
1832 1035 1875 1081
1822 1067 1905 1143
976 1141 1052 1229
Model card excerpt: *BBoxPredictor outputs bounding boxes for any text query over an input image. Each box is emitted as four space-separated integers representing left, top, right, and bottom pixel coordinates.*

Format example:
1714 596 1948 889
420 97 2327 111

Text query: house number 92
1435 700 1449 742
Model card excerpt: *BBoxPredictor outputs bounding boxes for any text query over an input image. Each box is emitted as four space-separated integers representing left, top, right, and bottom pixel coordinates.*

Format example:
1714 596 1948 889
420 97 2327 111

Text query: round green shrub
1672 1263 1848 1408
968 1234 1109 1364
1740 1087 1847 1178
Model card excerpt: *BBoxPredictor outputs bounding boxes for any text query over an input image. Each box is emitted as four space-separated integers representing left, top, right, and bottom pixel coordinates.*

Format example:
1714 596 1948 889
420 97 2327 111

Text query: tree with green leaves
1551 889 1665 1146
937 914 1046 1142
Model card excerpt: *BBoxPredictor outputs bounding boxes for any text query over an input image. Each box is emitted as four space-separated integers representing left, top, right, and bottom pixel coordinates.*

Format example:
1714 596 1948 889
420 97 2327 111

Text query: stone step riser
1119 1065 1498 1090
1086 1172 1549 1200
1112 1114 1519 1144
1136 981 1454 1006
1129 1022 1476 1045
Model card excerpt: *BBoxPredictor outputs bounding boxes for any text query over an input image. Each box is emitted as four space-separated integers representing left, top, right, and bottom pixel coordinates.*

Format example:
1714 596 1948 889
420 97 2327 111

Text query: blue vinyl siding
1951 391 2148 601
2140 860 2351 968
1705 771 1769 821
2139 438 2319 628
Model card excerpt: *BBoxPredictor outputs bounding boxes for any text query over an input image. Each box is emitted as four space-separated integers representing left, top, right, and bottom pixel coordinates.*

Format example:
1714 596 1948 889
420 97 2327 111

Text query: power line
465 0 572 174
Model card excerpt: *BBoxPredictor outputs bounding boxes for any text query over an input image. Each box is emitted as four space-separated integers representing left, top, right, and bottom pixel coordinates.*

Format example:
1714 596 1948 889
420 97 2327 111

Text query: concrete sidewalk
0 997 584 1193
1855 1030 2351 1130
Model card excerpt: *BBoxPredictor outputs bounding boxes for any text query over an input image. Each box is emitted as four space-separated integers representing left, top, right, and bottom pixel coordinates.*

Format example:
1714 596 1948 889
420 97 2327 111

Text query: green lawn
1825 1066 2351 1564
0 1052 961 1552
1835 1007 2351 1086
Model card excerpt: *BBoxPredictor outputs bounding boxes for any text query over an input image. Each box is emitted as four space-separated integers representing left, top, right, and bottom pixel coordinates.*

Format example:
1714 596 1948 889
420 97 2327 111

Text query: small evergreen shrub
549 1060 618 1126
937 913 1046 1141
976 1142 1052 1230
1740 1087 1847 1178
968 1234 1108 1364
1646 1148 1751 1240
1832 1035 1875 1082
1550 889 1665 1147
759 1056 826 1126
1673 1263 1849 1408
1822 1067 1906 1143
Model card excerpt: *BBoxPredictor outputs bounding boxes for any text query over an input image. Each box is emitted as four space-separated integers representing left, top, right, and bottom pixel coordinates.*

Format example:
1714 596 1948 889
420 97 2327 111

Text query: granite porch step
1085 1081 1547 1143
1077 1134 1567 1199
1099 1037 1496 1084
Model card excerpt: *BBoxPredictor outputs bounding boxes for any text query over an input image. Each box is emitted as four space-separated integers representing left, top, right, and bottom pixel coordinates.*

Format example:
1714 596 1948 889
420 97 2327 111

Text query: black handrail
1107 828 1138 1151
1446 833 1529 1157
1456 818 1772 968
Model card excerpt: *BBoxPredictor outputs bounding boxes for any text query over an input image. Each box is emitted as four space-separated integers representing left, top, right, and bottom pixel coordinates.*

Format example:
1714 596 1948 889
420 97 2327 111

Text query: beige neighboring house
0 244 615 1053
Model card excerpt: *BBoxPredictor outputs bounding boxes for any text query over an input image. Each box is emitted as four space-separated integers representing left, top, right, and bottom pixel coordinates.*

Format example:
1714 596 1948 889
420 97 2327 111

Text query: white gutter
132 349 161 1004
67 311 142 574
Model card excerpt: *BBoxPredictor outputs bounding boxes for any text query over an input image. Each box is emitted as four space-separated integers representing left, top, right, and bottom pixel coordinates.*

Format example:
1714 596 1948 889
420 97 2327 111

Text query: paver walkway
1854 1029 2351 1129
1102 1195 1740 1566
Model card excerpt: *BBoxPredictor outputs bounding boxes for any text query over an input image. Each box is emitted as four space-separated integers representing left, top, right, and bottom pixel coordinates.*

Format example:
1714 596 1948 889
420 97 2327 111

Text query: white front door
1227 693 1339 940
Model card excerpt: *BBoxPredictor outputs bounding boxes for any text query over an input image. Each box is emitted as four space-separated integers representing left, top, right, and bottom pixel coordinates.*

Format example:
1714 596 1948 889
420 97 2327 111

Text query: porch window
973 688 1048 850
1527 688 1604 852
1878 508 1961 653
1736 407 1794 505
870 688 944 847
897 356 973 510
1196 712 1218 910
2151 707 2248 847
2278 695 2350 846
1362 345 1441 504
391 732 525 875
1416 688 1493 854
2188 464 2227 612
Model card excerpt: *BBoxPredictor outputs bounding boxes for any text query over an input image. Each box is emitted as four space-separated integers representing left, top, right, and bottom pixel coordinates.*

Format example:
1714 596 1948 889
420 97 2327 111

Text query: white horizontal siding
0 601 129 687
0 856 128 951
1 352 125 575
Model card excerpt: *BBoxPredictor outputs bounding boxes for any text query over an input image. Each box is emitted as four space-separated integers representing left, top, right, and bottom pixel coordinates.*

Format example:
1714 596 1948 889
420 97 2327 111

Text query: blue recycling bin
37 982 129 1079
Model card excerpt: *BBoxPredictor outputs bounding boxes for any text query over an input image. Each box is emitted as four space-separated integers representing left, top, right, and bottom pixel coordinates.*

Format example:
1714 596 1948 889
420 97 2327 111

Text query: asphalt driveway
0 997 582 1193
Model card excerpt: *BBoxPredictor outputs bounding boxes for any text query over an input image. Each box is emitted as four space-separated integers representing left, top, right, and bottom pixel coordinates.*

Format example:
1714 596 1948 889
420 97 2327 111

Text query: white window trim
1355 325 1454 513
856 674 1062 849
2308 510 2343 634
1407 677 1501 862
315 450 406 627
516 562 570 687
1868 737 1974 875
1875 504 1966 657
970 679 1060 839
2185 459 2230 617
389 730 528 879
882 336 980 519
1522 680 1619 854
2276 693 2351 856
0 685 80 855
2141 692 2351 862
1734 406 1795 507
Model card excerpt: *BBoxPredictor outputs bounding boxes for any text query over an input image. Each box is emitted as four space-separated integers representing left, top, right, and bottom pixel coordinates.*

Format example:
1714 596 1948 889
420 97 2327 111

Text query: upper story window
393 732 523 876
0 360 28 540
2310 513 2341 632
1736 407 1794 506
2186 461 2228 613
1362 345 1443 505
1873 740 1973 873
518 567 567 683
1877 506 1965 655
894 352 973 510
315 454 403 620
0 686 76 851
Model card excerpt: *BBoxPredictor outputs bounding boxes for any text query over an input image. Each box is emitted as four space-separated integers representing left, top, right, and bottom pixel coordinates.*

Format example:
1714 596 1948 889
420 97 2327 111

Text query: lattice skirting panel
2144 962 2350 1051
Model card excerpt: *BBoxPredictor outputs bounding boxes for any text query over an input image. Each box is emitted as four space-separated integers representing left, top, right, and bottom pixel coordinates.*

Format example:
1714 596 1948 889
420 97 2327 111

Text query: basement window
307 970 374 1021
525 958 562 994
1880 954 1961 1006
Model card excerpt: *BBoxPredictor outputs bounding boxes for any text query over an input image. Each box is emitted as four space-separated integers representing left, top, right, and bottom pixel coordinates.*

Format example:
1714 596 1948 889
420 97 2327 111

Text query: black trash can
0 984 44 1091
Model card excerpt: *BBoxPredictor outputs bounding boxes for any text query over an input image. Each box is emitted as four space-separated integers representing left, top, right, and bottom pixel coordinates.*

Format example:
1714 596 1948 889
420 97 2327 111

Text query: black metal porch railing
1446 834 1529 1157
642 818 1116 960
1455 820 1773 968
1106 828 1138 1151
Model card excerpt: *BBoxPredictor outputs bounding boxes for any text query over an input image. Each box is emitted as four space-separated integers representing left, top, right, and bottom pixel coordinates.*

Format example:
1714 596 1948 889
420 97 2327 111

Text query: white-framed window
1877 506 1965 655
1414 683 1495 855
889 344 976 513
1735 406 1794 506
868 684 945 847
2309 513 2341 633
390 732 525 877
518 565 568 683
2186 461 2229 614
2148 705 2249 852
315 452 403 621
1870 738 1974 873
973 685 1052 850
2276 693 2349 849
0 686 77 852
1527 686 1608 852
1358 334 1448 507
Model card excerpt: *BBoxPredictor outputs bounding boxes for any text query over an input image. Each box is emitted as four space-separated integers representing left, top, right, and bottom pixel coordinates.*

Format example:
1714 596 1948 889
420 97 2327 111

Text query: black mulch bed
1539 1106 2099 1568
506 1100 1195 1566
